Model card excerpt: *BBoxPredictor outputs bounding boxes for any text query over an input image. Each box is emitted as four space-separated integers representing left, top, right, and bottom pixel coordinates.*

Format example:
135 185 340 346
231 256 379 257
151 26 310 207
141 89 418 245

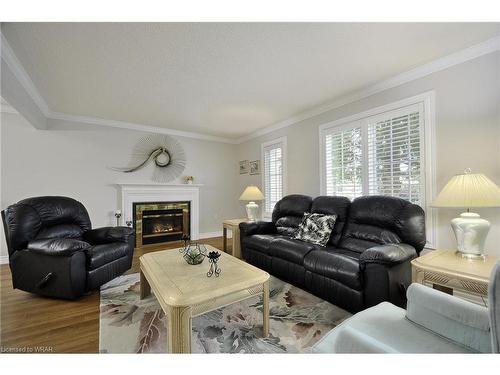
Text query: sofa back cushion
35 224 86 241
272 194 312 237
311 196 351 246
339 195 426 254
2 196 92 255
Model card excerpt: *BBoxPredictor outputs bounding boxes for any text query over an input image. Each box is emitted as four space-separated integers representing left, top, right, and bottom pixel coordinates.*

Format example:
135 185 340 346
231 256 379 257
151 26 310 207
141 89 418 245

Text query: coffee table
139 245 270 353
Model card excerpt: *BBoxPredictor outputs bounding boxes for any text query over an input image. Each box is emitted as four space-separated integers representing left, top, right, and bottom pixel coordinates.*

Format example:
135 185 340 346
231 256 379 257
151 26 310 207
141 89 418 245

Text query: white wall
238 52 500 256
2 51 499 261
0 113 242 260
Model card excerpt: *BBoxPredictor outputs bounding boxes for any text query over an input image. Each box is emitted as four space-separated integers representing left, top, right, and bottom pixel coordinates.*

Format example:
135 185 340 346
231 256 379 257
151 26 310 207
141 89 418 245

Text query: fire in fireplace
133 201 190 247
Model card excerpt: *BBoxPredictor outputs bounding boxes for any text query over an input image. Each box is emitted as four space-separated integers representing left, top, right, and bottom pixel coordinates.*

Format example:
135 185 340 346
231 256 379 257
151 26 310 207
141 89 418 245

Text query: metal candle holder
207 251 221 277
114 211 122 226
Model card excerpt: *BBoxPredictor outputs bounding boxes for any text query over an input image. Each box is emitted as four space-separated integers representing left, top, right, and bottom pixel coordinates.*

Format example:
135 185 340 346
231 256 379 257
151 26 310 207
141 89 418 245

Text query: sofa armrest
406 283 491 352
27 238 90 256
360 243 417 265
83 226 134 245
239 221 276 237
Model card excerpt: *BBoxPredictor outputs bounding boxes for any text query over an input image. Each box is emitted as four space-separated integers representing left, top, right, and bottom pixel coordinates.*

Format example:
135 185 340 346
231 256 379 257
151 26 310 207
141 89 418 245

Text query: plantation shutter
322 103 425 205
263 141 284 214
324 126 363 200
367 104 423 205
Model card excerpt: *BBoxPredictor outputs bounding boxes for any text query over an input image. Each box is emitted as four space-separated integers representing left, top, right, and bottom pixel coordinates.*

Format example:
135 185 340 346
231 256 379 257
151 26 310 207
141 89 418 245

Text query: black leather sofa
240 194 426 313
2 196 135 299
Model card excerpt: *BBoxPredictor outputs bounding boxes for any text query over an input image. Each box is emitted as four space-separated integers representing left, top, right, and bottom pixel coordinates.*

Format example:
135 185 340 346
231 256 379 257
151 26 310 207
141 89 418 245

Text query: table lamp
432 169 500 258
239 186 264 221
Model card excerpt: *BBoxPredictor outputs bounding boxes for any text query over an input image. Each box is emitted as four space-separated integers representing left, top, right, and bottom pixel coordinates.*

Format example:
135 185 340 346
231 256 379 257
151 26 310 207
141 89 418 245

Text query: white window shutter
262 138 286 214
367 106 423 205
322 103 424 205
324 126 363 200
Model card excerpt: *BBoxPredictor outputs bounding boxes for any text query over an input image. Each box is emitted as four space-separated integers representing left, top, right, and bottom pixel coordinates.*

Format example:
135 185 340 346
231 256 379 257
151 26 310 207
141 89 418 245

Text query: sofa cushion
242 234 284 254
304 248 362 290
294 213 337 246
36 224 85 241
311 196 351 246
272 195 312 236
339 196 426 254
275 216 302 236
27 238 90 256
269 237 318 265
86 242 130 270
339 222 401 254
312 302 472 353
272 194 313 223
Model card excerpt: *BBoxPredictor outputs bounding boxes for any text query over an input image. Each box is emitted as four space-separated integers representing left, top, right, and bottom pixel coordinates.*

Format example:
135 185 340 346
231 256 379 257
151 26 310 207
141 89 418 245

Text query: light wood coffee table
139 245 270 353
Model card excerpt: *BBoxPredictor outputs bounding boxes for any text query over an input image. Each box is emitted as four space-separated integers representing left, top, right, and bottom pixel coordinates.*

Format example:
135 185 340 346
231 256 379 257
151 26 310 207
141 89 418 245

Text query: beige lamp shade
432 172 500 208
239 186 264 201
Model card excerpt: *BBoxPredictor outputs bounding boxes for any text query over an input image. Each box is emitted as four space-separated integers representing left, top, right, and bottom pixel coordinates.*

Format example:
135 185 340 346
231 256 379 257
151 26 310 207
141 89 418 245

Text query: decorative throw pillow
294 213 337 246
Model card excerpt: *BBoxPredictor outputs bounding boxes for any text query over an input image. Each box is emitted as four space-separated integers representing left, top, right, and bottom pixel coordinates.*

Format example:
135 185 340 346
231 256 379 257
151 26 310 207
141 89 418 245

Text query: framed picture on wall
249 160 260 175
239 160 249 174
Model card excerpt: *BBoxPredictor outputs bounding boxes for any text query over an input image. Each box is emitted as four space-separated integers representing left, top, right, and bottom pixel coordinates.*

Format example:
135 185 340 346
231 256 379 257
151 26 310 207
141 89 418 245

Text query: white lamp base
245 201 259 222
451 212 490 257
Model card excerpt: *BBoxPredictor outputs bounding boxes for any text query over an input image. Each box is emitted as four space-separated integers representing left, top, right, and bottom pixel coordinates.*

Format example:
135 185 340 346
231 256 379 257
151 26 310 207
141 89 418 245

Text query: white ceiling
2 23 499 139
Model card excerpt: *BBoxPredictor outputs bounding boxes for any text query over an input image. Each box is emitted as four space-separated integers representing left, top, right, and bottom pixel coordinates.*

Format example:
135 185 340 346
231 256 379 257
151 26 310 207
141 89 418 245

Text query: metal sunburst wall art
112 134 187 183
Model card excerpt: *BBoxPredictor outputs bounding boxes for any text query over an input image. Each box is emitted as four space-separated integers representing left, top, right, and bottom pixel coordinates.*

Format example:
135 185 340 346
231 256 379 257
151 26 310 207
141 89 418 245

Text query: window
367 108 422 204
261 137 287 215
325 127 363 200
320 92 436 247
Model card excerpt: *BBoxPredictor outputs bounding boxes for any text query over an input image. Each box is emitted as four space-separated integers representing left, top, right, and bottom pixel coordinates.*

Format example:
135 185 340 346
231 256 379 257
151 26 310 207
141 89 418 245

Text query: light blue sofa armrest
488 262 500 353
406 283 491 353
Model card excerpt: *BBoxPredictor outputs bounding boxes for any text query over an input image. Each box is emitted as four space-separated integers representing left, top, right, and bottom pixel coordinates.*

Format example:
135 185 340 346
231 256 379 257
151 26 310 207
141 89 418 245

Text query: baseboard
0 255 9 265
198 231 231 239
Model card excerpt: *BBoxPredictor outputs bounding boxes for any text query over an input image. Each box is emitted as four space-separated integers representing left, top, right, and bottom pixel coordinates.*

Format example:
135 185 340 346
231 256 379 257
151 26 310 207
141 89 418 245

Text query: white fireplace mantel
116 183 202 240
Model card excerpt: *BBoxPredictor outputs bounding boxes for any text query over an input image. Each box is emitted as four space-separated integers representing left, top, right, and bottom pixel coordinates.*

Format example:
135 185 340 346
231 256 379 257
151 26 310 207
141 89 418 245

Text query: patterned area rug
99 273 350 353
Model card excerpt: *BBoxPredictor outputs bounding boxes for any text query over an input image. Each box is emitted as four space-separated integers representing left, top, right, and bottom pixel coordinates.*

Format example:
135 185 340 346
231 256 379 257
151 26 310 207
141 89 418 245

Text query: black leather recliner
240 194 426 313
1 196 135 299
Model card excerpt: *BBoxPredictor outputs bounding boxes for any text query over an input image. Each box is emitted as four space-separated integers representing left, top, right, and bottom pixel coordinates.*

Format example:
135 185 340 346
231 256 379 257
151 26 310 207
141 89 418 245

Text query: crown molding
1 30 237 144
0 101 18 114
235 34 500 144
2 29 499 145
47 111 239 144
1 32 50 116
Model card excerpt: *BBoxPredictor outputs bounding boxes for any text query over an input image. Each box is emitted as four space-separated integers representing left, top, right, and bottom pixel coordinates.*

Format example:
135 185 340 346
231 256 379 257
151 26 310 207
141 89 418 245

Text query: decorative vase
179 242 207 265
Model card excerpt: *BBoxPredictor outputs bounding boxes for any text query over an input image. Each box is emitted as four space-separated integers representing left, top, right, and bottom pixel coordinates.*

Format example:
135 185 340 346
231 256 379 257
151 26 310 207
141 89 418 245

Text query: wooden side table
222 218 248 258
411 249 499 305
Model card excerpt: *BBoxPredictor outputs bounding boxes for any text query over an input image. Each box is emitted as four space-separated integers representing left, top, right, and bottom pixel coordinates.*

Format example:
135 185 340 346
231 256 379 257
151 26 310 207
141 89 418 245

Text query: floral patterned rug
99 273 350 353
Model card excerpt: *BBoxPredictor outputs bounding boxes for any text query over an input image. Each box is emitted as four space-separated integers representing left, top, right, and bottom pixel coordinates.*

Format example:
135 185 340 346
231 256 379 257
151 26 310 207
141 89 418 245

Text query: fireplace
133 201 190 247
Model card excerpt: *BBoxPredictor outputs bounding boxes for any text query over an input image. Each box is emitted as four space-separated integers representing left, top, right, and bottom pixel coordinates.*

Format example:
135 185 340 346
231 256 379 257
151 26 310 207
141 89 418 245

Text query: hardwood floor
0 237 226 353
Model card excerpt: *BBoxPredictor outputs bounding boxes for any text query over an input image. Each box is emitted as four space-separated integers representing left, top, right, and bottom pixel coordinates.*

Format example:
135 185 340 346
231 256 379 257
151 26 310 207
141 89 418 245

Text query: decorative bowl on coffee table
180 242 207 265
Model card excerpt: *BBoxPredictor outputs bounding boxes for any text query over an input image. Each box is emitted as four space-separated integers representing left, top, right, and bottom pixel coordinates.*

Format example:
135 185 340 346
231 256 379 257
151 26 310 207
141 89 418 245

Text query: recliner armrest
239 221 276 237
27 238 90 256
406 283 491 353
360 243 417 265
83 226 134 245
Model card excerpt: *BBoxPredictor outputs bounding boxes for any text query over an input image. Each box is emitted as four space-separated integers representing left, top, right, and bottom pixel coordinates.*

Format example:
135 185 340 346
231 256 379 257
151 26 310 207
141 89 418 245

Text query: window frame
319 92 436 249
261 136 288 218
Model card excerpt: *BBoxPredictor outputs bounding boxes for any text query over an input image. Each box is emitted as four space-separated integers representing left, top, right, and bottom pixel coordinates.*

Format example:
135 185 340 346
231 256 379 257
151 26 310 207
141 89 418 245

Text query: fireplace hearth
133 201 190 247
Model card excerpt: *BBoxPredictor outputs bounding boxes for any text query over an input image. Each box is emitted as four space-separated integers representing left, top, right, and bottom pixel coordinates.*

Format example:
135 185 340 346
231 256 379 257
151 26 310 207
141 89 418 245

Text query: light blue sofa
313 261 500 353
